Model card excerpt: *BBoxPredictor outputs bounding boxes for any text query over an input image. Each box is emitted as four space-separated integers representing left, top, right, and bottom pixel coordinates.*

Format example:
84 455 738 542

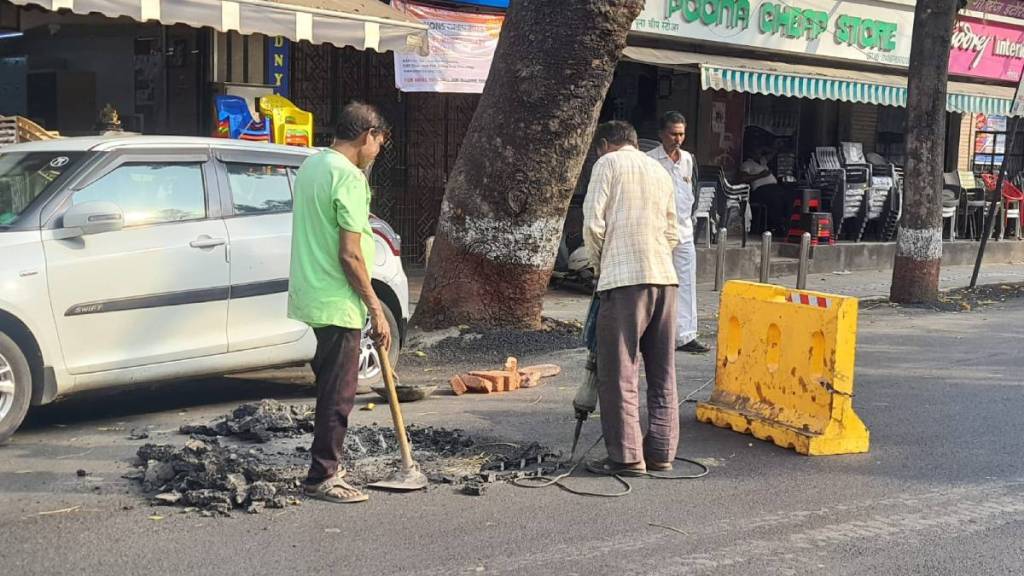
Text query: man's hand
369 305 392 354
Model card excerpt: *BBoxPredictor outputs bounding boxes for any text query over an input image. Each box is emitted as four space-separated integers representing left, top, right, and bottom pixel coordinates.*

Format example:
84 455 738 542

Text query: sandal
304 477 368 504
586 458 647 477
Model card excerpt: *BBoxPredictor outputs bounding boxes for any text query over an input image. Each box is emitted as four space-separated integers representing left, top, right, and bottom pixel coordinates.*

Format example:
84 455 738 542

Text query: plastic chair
959 170 989 240
941 172 959 241
980 173 1023 240
259 95 314 148
694 183 718 248
214 95 271 142
699 164 751 246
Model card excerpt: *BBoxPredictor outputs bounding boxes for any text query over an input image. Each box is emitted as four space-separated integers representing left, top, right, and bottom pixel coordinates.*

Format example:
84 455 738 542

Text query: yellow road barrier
696 281 869 455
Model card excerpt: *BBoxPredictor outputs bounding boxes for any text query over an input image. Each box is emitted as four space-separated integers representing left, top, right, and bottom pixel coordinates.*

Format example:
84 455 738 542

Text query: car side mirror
59 202 124 239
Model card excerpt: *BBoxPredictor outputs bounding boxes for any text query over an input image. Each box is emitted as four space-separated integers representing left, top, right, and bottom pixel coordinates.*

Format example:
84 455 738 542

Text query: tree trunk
890 1 960 303
411 0 643 331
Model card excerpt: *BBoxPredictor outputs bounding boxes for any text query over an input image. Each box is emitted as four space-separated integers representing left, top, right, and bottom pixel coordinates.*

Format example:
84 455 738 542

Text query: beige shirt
583 146 679 292
647 145 695 243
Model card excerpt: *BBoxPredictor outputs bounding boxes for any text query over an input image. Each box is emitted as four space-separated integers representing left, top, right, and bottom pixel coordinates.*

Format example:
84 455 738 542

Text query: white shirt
582 146 679 292
647 145 695 243
740 158 778 191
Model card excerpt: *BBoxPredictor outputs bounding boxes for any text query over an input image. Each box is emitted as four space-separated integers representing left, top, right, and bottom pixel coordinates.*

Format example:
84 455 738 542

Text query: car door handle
189 236 227 249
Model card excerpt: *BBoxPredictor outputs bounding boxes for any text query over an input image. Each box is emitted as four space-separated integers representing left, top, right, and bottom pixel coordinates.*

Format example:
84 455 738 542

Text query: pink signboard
949 16 1024 82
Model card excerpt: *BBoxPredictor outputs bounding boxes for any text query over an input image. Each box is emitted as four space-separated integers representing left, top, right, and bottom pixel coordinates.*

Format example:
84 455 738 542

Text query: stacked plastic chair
857 148 900 242
698 165 751 247
214 95 271 143
259 95 314 148
806 148 845 238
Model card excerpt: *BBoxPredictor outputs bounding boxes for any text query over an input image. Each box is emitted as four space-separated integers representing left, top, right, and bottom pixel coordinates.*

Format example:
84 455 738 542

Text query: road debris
450 358 561 396
133 437 302 515
76 469 88 477
129 400 564 512
893 281 1024 313
29 505 81 517
179 399 315 443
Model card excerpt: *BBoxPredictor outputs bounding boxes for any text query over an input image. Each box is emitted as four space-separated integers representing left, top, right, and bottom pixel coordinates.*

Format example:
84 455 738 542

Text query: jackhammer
570 296 601 460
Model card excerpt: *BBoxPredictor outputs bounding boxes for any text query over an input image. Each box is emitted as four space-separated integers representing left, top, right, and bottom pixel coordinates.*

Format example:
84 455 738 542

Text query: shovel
367 342 428 492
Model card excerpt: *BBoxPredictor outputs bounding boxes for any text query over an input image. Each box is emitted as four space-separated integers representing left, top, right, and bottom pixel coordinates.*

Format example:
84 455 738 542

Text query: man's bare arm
339 230 392 352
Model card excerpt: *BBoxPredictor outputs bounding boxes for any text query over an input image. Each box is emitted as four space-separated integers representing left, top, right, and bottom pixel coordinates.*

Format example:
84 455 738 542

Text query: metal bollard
714 228 728 292
759 231 772 283
796 232 811 290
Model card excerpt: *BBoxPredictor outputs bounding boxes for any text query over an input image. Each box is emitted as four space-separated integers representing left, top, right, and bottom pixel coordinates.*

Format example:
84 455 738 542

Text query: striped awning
8 0 429 54
625 47 1018 117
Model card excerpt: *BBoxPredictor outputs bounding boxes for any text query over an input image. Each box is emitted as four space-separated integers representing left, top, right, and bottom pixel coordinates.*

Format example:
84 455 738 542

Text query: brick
449 375 468 396
469 371 508 393
521 364 560 379
462 375 492 394
505 357 521 391
519 364 561 388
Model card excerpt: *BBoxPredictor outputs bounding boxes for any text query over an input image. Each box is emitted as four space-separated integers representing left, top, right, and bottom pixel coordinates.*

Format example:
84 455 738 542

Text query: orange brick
449 375 468 396
505 357 521 391
463 375 492 394
469 371 508 393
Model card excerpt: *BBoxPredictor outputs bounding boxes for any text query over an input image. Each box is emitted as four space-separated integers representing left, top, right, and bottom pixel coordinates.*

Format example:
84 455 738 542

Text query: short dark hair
334 101 388 142
659 111 687 132
594 120 638 148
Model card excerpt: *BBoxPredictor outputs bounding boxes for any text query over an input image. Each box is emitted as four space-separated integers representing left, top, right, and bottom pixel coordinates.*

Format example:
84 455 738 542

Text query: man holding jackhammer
582 121 681 476
288 102 392 504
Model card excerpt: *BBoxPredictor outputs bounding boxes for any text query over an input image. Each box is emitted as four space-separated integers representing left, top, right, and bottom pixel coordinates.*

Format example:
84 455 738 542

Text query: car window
72 163 206 227
0 152 82 228
225 163 292 215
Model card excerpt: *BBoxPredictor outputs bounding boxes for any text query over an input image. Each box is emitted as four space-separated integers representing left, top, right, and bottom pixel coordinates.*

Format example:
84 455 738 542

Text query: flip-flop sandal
586 458 647 477
304 478 368 504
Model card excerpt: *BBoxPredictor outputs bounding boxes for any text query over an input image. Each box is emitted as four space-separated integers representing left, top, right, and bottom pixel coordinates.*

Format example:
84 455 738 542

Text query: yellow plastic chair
258 95 314 148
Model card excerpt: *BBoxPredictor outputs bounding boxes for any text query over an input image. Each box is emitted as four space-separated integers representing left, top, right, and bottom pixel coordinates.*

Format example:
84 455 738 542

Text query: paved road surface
1 294 1022 575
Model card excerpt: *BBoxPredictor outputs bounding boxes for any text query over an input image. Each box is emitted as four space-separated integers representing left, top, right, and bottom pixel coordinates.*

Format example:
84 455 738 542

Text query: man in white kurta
647 111 710 354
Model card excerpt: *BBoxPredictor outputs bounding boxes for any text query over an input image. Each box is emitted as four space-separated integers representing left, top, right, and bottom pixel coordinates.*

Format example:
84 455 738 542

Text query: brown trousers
595 284 679 464
306 326 362 485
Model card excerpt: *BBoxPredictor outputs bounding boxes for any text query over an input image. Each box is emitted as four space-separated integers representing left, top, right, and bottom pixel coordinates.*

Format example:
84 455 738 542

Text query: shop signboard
633 0 916 67
393 0 504 93
968 0 1024 20
949 16 1024 82
266 36 291 98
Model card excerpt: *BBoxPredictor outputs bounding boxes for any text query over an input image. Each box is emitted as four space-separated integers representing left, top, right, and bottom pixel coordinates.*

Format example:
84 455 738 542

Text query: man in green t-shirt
288 102 391 504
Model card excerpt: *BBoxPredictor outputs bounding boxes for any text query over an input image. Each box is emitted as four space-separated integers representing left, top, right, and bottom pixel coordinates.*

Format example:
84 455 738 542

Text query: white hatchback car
0 136 409 443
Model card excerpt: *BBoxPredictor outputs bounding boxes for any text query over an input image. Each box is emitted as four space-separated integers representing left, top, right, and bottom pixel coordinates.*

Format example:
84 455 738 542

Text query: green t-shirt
287 149 375 330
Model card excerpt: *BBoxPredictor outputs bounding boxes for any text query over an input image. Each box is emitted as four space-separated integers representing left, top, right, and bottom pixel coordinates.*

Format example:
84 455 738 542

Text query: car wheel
356 302 400 394
0 332 32 445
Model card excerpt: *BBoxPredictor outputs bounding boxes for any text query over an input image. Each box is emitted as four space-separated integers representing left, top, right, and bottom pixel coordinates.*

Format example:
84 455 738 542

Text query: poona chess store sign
633 0 916 67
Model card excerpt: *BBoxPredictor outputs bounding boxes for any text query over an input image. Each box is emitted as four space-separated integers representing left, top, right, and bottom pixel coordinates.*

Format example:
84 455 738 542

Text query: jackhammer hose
511 379 714 498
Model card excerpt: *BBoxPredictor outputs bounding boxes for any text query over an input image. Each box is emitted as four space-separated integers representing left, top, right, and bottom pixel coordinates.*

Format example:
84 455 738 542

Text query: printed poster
393 0 504 93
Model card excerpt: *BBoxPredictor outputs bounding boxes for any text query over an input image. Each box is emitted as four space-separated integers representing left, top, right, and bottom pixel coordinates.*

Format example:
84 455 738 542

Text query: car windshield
0 151 81 227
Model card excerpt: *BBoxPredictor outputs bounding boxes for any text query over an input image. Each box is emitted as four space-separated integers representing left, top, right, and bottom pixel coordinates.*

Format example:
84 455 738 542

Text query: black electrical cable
510 379 714 497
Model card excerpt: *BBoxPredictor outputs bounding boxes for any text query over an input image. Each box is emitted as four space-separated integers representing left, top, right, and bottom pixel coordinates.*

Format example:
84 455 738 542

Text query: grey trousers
595 284 679 464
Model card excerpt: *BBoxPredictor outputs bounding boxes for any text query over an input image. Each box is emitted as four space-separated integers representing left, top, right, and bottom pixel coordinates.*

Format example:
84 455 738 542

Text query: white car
0 136 409 443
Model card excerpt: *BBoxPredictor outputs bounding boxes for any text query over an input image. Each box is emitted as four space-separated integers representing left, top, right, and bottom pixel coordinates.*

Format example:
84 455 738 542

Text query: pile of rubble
130 399 563 513
130 437 303 516
179 399 314 443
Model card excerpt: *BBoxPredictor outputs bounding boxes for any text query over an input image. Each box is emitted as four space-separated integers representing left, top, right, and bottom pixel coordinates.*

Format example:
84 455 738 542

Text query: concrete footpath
410 261 1024 327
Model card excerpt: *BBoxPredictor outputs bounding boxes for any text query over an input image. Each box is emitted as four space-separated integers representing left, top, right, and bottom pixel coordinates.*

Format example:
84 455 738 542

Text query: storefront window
974 115 1008 174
